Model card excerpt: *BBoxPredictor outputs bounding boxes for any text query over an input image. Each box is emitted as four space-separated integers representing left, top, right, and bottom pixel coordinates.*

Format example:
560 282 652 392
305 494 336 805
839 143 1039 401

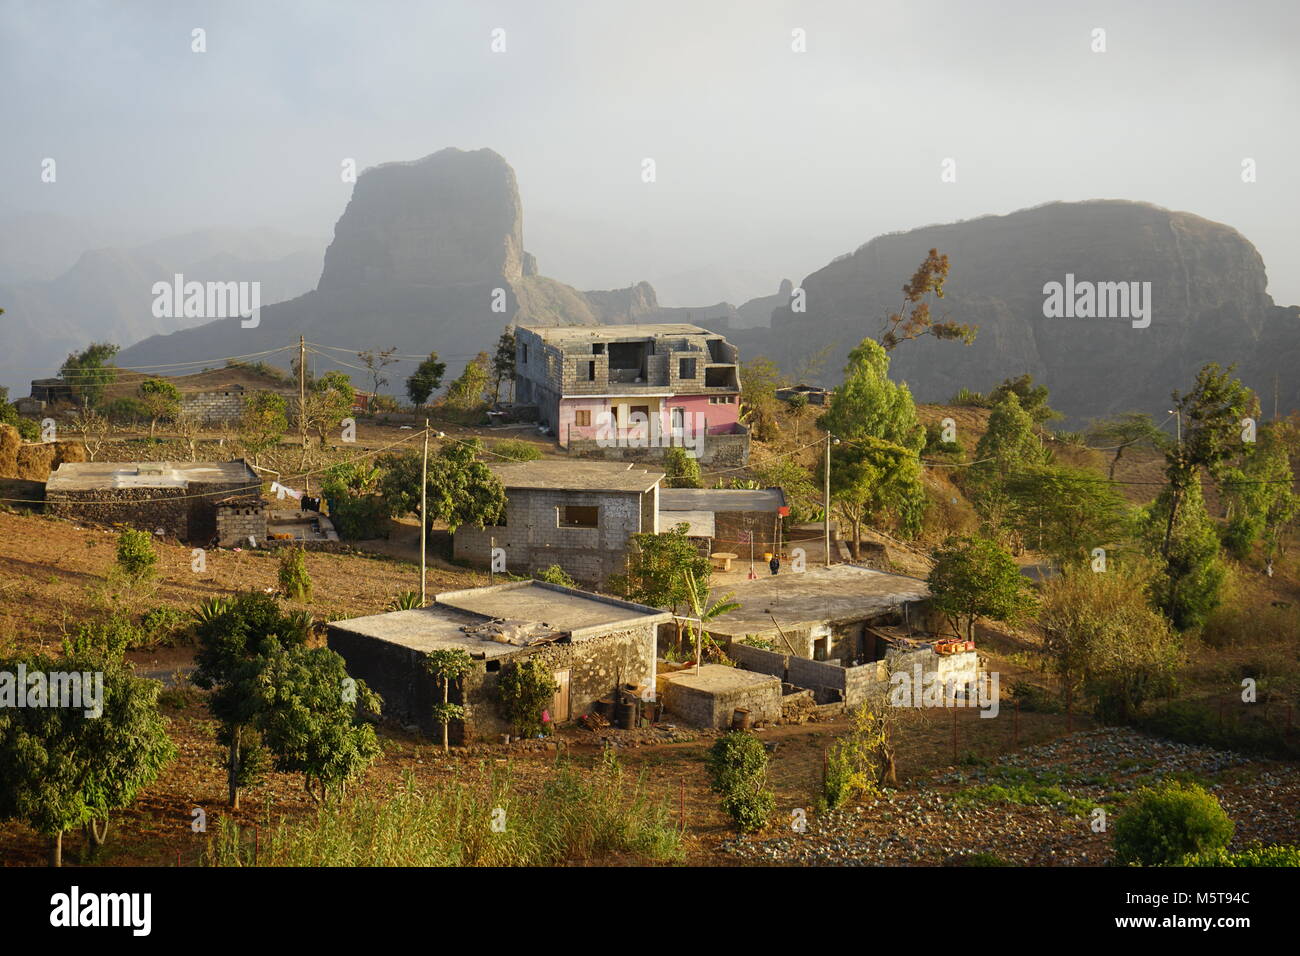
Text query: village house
452 459 664 583
658 486 788 563
45 460 260 543
699 564 979 711
512 323 749 466
326 580 671 742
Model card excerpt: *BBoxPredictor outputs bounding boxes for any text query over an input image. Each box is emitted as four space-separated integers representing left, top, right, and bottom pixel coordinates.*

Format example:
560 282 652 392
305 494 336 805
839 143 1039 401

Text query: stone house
45 459 260 543
658 486 788 558
701 564 979 709
326 580 671 742
513 323 749 466
452 459 664 583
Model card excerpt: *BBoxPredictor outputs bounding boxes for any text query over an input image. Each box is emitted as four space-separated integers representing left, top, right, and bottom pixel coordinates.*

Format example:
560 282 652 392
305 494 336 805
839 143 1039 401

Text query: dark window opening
679 358 696 379
486 660 501 672
522 344 529 364
707 339 726 362
587 361 596 381
592 343 605 354
608 341 647 372
560 505 599 528
705 367 737 388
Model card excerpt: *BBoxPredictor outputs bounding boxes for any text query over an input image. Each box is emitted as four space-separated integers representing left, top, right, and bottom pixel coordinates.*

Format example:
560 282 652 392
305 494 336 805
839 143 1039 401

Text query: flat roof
658 510 715 538
46 460 259 492
658 487 786 512
660 663 780 693
520 323 719 345
436 581 671 637
704 564 930 637
330 581 671 656
487 459 664 493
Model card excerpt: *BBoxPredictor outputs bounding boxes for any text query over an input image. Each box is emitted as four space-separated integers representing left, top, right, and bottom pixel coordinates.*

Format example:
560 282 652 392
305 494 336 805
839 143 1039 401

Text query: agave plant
386 590 426 611
191 596 233 627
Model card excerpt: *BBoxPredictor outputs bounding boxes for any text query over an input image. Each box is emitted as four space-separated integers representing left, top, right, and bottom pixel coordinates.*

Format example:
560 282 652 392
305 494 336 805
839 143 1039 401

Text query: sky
2 0 1298 305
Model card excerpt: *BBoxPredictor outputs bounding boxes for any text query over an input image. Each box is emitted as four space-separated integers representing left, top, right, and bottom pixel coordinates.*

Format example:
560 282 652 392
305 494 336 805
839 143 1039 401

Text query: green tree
877 249 976 352
663 447 703 488
1112 782 1234 866
968 391 1050 531
254 646 381 801
0 651 175 866
988 374 1060 424
818 338 925 451
1039 564 1180 722
1004 465 1130 569
59 342 119 408
238 391 288 465
380 438 506 533
1220 422 1296 562
138 378 181 438
1161 363 1254 556
1143 479 1227 630
608 523 712 650
739 357 783 442
926 536 1037 641
406 351 446 408
492 329 517 403
304 370 355 446
425 648 473 752
445 352 492 411
191 592 312 808
1086 412 1170 480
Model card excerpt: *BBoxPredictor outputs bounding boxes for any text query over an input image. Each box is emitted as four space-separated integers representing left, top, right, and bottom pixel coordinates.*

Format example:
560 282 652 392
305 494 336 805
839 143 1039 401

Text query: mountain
735 279 794 329
731 201 1299 423
116 148 740 386
0 227 324 393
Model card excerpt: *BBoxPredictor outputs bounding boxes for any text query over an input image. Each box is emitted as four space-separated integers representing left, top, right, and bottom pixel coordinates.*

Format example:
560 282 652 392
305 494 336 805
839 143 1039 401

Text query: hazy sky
3 0 1298 304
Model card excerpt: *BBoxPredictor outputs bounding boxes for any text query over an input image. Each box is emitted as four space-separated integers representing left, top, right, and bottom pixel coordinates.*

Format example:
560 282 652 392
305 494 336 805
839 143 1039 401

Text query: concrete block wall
728 642 789 679
216 499 267 546
453 486 647 583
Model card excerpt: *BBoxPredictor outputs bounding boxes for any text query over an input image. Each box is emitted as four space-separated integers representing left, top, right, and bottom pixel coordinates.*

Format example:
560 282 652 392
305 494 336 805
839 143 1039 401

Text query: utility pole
298 334 307 449
419 419 429 604
823 432 832 567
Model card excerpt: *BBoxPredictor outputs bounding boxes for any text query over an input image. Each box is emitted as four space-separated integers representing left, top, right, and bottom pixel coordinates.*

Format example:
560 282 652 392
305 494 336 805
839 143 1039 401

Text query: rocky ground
719 727 1300 866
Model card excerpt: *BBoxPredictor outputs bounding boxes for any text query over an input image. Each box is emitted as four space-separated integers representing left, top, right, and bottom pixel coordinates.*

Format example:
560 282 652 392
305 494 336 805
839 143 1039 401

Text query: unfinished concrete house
453 459 664 583
513 323 749 466
45 460 260 543
701 564 979 710
326 581 671 742
658 486 787 560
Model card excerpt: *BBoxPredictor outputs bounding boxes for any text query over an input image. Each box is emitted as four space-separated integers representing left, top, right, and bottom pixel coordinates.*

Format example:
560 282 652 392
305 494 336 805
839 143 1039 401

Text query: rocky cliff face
318 148 525 290
118 148 608 382
740 201 1297 423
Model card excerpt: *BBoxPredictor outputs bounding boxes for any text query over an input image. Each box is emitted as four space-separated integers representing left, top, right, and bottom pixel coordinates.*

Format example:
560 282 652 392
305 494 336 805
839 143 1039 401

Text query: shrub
492 440 542 462
116 528 158 582
706 731 775 833
498 657 559 737
663 447 703 488
103 396 151 424
140 605 191 645
950 387 991 408
1180 843 1300 867
277 547 312 601
535 564 576 588
1112 782 1234 866
64 612 145 657
386 591 426 611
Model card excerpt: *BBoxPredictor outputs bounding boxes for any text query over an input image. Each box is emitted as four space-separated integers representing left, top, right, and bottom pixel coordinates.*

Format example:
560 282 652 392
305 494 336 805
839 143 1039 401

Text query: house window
592 343 605 354
587 361 596 381
574 409 592 427
671 407 685 432
559 505 598 528
679 358 696 379
522 344 529 364
709 395 736 405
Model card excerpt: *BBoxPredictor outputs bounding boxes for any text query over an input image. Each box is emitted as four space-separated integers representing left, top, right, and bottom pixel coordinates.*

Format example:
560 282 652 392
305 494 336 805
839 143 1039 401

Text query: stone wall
661 671 783 729
327 621 656 743
453 486 648 583
46 479 251 543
